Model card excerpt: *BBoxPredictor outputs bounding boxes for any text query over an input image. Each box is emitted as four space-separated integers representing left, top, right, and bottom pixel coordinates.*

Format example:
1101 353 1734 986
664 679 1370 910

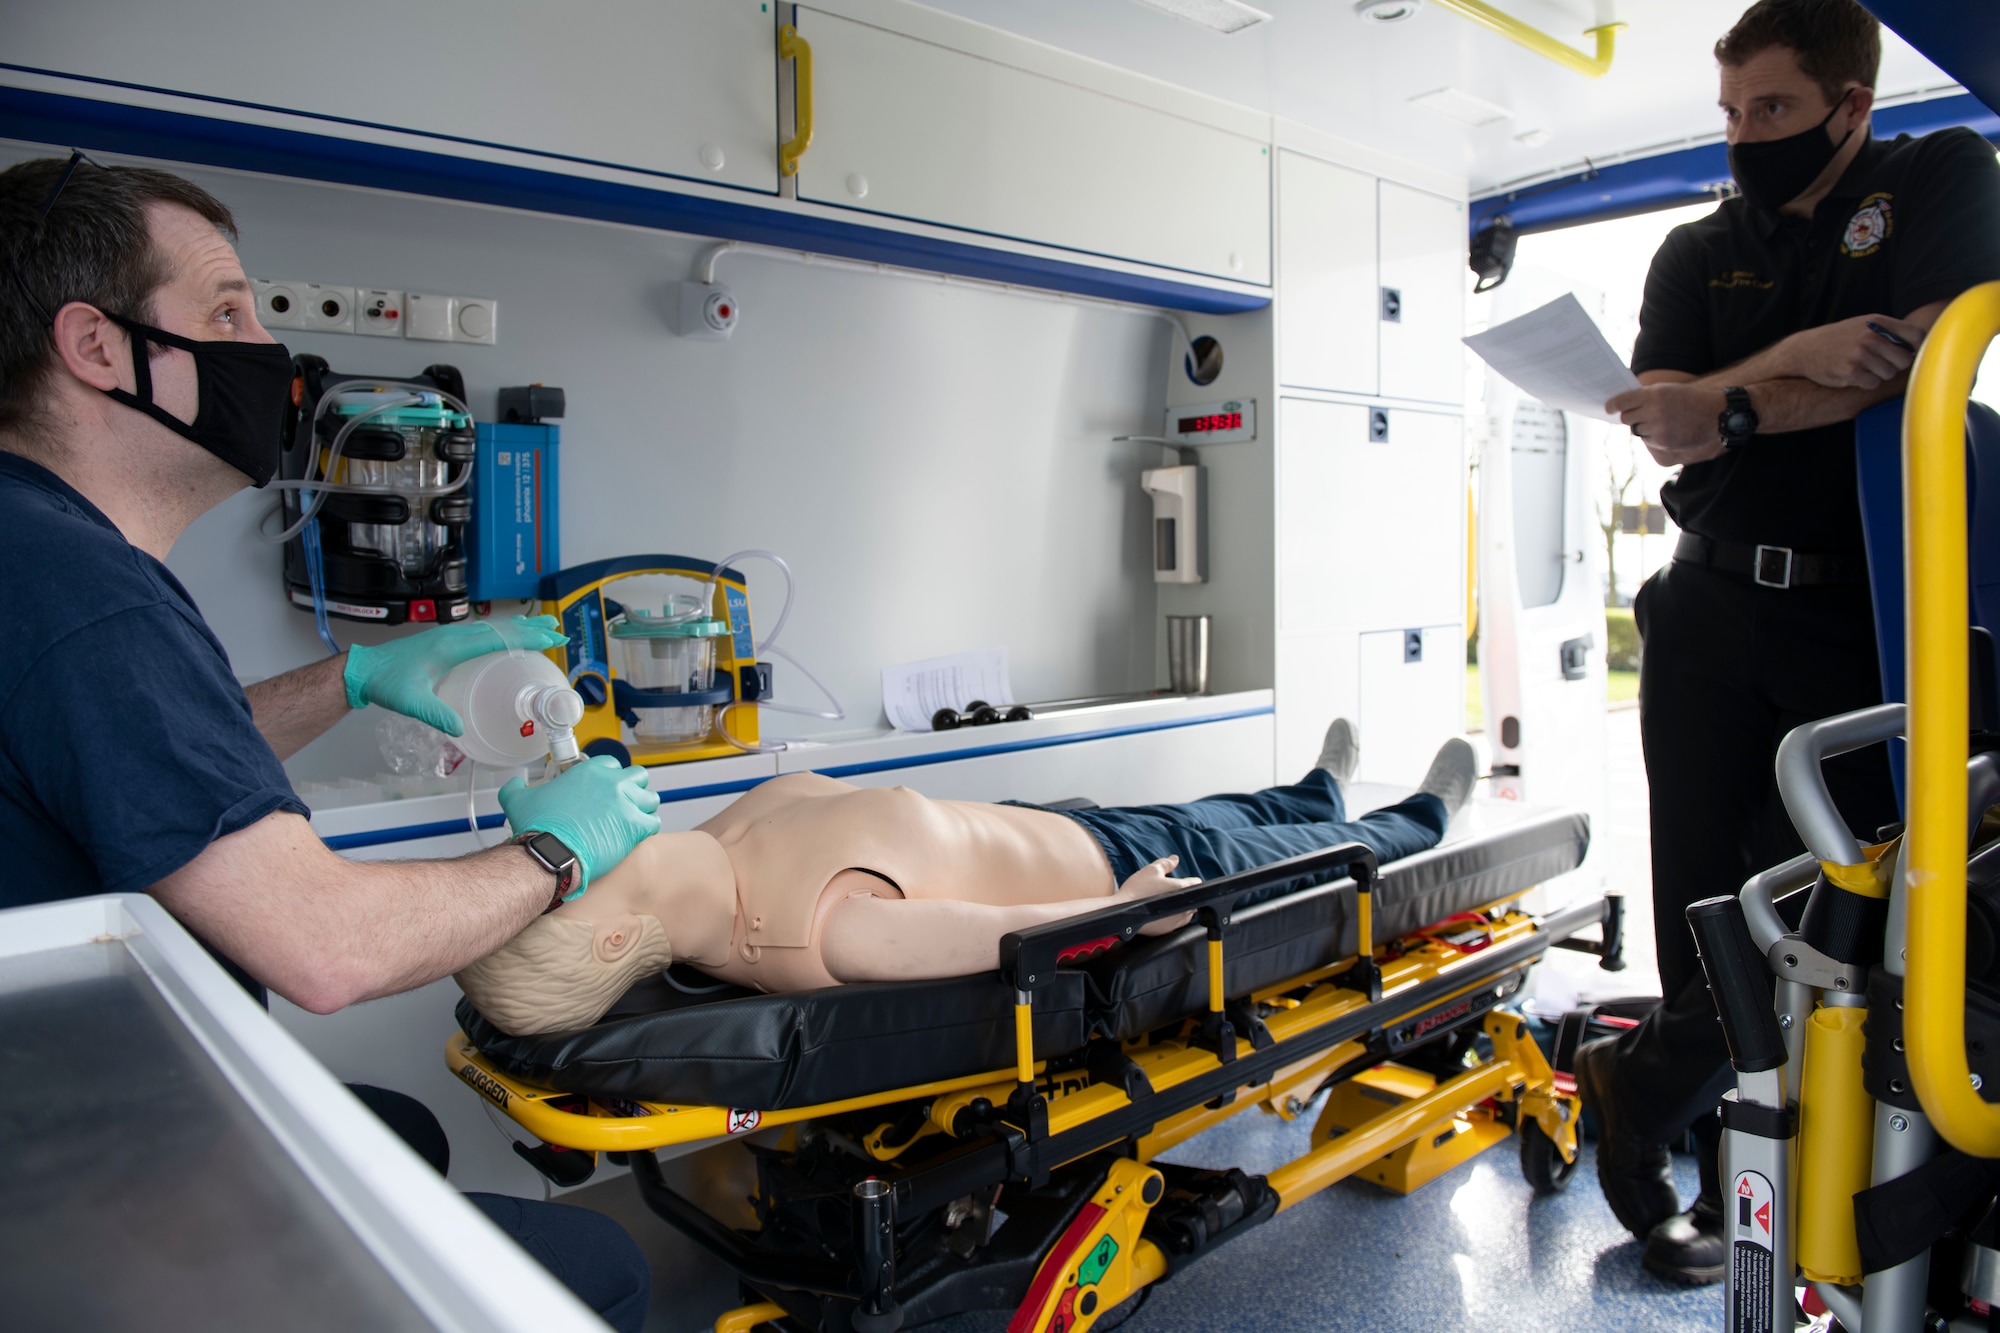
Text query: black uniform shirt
1632 127 2000 552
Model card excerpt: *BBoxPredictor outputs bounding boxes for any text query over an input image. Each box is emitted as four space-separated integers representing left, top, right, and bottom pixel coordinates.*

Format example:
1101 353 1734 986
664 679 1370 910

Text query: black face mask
1727 91 1861 214
102 313 294 488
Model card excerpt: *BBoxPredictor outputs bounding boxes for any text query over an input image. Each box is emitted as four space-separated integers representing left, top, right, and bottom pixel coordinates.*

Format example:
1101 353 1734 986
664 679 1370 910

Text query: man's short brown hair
1715 0 1882 108
0 156 237 448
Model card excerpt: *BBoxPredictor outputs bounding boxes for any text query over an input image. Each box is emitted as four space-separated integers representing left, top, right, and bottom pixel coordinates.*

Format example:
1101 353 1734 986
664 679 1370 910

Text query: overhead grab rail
1905 279 2000 1157
1429 0 1623 79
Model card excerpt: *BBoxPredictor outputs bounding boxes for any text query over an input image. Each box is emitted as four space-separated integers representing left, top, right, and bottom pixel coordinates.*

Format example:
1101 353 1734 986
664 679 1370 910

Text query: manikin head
1715 0 1880 215
0 156 279 552
455 830 736 1035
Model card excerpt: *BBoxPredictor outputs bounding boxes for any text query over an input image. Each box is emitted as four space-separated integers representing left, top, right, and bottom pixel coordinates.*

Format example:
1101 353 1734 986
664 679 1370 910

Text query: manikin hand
1119 855 1203 937
1774 313 1923 390
499 755 662 897
343 614 569 736
1605 383 1729 468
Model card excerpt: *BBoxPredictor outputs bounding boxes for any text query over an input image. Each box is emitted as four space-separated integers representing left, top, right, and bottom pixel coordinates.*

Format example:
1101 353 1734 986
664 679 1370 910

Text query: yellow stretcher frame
449 868 1596 1333
1904 280 2000 1156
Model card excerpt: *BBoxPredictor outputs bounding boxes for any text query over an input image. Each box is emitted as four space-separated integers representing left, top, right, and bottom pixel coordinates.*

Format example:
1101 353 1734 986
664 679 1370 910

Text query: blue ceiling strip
0 85 1269 315
1857 2 2000 123
1470 92 2000 237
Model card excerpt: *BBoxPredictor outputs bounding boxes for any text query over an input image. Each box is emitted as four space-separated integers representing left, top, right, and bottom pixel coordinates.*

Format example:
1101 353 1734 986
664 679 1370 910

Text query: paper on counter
882 648 1015 732
1463 292 1640 423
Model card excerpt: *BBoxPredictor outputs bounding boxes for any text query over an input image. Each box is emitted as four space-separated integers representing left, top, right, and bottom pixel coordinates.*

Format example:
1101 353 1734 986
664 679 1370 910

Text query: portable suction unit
280 356 475 626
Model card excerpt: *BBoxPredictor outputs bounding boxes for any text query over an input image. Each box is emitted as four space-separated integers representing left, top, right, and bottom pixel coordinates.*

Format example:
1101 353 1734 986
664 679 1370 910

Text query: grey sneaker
1315 718 1360 785
1416 737 1478 819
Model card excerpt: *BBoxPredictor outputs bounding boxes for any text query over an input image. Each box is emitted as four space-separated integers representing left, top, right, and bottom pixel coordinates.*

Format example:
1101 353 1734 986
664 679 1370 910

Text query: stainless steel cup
1167 614 1211 695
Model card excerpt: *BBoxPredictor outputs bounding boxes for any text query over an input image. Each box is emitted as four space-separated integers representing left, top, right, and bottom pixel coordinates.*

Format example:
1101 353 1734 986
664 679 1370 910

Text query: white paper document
1462 292 1640 423
882 648 1015 732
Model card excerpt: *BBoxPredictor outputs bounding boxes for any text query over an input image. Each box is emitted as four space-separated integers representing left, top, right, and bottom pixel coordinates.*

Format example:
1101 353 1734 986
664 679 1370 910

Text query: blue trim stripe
0 84 1269 316
316 705 1274 849
1470 93 2000 237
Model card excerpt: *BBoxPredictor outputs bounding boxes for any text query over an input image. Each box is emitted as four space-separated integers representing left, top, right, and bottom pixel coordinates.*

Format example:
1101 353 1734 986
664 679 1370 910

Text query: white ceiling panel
913 0 1959 192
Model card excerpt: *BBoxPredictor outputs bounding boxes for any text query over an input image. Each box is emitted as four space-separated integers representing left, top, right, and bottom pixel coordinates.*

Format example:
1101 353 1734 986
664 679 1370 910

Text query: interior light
1128 0 1274 35
1355 0 1423 22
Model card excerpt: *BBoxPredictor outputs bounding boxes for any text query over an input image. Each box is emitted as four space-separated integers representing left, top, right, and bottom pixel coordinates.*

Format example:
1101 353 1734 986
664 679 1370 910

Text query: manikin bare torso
456 773 1193 1034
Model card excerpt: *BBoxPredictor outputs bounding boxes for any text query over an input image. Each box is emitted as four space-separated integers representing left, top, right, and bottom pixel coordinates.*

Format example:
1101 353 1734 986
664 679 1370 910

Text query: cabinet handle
779 25 815 177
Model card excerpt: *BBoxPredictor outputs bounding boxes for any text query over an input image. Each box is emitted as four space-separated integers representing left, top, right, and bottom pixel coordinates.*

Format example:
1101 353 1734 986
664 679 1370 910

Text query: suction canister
610 604 730 747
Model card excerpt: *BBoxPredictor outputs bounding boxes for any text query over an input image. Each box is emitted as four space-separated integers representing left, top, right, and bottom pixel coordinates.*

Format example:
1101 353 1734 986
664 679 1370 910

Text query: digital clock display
1177 411 1243 435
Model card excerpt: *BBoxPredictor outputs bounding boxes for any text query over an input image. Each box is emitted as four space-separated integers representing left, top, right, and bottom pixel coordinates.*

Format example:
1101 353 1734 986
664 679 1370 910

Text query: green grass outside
1464 664 1638 732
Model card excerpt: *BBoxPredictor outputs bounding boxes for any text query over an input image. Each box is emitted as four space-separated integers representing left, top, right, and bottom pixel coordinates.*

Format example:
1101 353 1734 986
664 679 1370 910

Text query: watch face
527 831 576 871
1726 411 1753 435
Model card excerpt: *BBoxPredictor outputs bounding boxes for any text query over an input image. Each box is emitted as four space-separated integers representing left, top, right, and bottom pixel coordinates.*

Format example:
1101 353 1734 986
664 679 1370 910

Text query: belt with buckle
1673 533 1869 589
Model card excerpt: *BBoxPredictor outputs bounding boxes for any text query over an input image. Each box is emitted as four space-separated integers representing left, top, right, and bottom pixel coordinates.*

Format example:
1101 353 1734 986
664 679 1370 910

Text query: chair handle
1906 280 2000 1156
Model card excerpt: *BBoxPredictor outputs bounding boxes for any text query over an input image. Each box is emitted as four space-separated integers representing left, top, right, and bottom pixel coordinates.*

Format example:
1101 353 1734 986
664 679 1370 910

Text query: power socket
254 278 305 330
357 289 403 338
299 283 355 334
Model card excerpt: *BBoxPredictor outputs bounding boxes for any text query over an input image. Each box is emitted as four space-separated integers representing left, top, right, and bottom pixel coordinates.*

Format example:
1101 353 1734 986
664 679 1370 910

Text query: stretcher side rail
1000 842 1379 991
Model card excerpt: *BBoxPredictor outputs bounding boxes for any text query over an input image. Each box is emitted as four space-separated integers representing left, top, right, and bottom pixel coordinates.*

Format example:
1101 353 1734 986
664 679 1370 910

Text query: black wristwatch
514 831 580 912
1718 385 1759 449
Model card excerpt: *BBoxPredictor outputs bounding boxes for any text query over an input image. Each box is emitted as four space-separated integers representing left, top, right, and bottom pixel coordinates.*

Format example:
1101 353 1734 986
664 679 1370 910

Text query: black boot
1643 1193 1726 1286
1573 1037 1681 1238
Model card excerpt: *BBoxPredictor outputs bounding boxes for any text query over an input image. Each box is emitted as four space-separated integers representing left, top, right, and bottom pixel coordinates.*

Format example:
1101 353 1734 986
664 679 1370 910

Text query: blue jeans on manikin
1030 768 1448 904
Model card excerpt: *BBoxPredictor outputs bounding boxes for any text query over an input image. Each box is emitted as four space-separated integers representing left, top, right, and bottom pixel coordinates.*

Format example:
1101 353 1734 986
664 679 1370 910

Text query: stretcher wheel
1519 1120 1577 1195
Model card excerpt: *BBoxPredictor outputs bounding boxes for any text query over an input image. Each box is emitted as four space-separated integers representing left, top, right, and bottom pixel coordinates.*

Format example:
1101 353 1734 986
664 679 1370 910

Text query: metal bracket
1767 934 1867 994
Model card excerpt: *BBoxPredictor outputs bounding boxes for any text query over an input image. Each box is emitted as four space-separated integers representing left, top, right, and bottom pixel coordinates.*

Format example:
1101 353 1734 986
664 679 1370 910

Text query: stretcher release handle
1000 841 1378 992
1687 895 1787 1076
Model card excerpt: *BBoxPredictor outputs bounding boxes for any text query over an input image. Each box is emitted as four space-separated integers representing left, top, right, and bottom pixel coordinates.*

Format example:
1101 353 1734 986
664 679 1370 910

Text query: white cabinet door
793 9 1270 283
1277 400 1464 636
12 0 780 192
1378 182 1467 405
1277 152 1378 395
1357 625 1464 786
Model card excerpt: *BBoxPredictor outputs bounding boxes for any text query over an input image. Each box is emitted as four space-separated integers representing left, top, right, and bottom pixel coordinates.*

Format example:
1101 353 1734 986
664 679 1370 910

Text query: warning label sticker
1729 1169 1775 1333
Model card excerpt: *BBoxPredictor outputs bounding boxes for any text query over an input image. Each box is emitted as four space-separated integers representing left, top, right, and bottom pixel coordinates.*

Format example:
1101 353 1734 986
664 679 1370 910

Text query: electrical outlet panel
254 281 496 343
300 283 355 334
357 289 403 338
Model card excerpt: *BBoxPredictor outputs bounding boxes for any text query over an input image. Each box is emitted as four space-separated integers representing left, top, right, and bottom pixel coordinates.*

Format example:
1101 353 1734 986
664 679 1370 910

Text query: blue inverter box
470 422 560 602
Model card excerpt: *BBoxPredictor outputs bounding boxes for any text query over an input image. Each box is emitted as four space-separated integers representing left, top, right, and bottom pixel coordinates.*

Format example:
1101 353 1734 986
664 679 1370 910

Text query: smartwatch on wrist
514 831 580 912
1718 385 1758 449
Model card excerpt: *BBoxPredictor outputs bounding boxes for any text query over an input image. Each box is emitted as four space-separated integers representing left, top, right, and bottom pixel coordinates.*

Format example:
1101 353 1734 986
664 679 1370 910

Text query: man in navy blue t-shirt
0 155 659 1330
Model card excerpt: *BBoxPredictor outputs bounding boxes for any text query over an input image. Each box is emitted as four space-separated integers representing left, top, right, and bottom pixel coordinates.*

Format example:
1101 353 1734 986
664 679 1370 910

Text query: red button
409 600 437 622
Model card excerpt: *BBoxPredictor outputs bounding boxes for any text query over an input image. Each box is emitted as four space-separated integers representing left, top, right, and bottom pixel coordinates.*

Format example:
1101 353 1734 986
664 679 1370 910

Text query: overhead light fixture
1355 0 1423 22
1128 0 1274 35
1514 128 1553 146
1407 86 1514 126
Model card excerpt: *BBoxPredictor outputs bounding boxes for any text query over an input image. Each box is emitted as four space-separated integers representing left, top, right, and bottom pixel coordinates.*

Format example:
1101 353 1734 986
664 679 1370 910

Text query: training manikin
456 721 1478 1035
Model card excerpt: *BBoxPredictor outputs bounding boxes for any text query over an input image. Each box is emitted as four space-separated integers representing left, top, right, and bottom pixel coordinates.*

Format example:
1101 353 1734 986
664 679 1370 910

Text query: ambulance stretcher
447 794 1614 1333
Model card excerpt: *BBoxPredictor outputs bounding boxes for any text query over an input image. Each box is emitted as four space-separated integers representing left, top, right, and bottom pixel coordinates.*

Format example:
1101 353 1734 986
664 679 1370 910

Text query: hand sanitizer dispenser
1142 464 1206 584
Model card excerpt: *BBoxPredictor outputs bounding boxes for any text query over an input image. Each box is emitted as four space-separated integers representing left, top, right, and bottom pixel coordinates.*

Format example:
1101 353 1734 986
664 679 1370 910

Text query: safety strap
1854 1148 2000 1274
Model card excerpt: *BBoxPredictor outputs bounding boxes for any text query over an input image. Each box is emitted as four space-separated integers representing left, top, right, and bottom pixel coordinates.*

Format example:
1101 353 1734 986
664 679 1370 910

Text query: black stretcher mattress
459 794 1589 1111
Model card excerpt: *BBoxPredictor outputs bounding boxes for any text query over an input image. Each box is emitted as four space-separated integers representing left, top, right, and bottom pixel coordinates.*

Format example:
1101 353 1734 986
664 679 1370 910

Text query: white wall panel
11 0 782 192
1357 624 1463 787
795 8 1270 283
1276 151 1377 395
1378 181 1466 405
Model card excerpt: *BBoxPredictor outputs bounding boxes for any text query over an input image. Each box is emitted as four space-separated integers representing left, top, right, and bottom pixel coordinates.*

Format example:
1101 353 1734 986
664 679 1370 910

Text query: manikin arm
818 857 1197 983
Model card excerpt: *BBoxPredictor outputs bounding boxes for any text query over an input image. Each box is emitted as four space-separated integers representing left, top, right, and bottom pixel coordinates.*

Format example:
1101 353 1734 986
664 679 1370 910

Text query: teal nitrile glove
498 755 661 898
343 615 568 736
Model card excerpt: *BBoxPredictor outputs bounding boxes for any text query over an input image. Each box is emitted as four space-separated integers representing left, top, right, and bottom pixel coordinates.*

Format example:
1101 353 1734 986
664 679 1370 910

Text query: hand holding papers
1463 293 1640 423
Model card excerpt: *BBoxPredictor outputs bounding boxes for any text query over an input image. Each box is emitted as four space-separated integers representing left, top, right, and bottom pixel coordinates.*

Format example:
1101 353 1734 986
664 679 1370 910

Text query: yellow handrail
1429 0 1622 79
1904 280 2000 1157
779 25 814 177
